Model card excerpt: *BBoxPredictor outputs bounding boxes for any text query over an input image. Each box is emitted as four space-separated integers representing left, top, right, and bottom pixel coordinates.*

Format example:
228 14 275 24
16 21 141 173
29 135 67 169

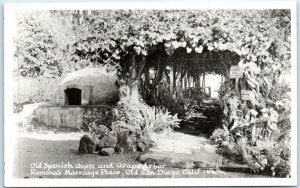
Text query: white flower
195 45 203 53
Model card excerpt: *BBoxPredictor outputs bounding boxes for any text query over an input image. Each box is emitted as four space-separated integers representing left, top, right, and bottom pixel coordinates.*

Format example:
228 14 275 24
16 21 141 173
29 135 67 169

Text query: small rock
78 135 96 154
137 142 147 152
124 134 137 152
255 154 266 161
136 136 150 152
100 148 115 156
94 125 110 139
173 160 195 169
250 148 261 155
194 162 204 168
96 131 118 149
22 115 36 127
261 158 268 165
137 136 150 145
115 146 124 154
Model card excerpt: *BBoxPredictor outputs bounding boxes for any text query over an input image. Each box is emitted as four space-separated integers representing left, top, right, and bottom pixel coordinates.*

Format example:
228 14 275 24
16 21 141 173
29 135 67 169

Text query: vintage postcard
4 1 297 187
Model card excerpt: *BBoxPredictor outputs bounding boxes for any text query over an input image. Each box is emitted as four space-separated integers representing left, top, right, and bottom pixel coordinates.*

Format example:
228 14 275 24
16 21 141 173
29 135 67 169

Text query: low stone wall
34 104 111 129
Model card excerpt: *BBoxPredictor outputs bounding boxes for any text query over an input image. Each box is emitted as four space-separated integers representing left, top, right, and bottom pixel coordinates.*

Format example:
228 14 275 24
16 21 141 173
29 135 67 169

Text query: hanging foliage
71 10 290 73
15 9 291 83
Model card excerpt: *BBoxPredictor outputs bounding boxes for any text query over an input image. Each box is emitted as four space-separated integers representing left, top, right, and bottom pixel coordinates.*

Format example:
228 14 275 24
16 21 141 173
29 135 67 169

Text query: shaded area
65 88 82 105
176 98 222 136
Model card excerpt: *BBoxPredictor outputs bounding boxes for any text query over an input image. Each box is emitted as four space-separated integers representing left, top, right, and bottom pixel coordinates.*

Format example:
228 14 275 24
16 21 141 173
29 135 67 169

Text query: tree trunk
235 78 241 98
199 74 201 89
129 53 145 100
196 75 200 88
129 53 139 99
173 62 177 97
143 66 150 98
164 68 171 93
180 77 183 90
202 72 205 92
184 75 187 90
154 55 163 96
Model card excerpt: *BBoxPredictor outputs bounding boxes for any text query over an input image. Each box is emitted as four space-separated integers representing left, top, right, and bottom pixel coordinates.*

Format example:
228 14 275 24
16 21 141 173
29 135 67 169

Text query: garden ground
13 126 269 179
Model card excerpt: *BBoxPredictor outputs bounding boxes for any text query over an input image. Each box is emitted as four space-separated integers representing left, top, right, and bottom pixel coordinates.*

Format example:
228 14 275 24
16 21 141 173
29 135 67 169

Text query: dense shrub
13 77 61 113
212 129 290 177
81 85 181 153
155 88 192 119
112 86 181 147
82 109 114 132
154 86 211 119
218 80 236 100
210 94 291 177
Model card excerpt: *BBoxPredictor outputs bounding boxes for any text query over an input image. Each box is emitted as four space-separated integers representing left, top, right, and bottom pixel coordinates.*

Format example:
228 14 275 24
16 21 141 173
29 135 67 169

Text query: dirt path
139 132 219 169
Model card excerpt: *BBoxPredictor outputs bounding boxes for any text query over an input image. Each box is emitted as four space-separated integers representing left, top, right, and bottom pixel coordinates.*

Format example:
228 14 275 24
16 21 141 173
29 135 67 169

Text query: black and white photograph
4 1 297 187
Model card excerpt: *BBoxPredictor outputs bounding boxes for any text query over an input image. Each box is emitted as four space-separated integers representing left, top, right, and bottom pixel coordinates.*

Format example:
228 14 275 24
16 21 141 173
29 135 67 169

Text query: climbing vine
15 9 291 95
